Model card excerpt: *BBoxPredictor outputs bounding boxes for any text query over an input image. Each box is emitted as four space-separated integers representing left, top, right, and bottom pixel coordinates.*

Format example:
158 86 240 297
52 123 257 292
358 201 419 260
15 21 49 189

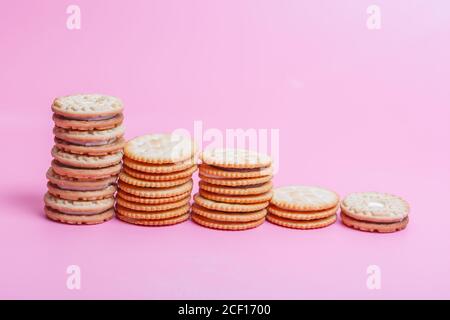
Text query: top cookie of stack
45 94 125 225
116 134 198 227
192 148 273 231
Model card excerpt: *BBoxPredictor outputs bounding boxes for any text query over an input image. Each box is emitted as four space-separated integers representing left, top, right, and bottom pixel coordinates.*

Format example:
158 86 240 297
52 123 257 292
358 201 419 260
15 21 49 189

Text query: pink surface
1 0 450 299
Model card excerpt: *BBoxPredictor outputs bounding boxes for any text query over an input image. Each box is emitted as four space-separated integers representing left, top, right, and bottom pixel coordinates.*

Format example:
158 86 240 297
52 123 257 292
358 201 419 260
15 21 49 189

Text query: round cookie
118 180 193 198
191 214 265 231
51 147 123 168
115 203 190 220
199 180 273 196
123 165 197 181
199 164 273 179
191 204 267 222
271 186 339 211
340 213 409 233
199 189 272 204
268 205 338 221
119 172 191 188
117 213 190 226
124 134 196 164
116 196 190 212
199 174 272 187
117 190 191 204
200 148 272 169
123 157 195 174
47 182 116 201
341 192 409 223
44 192 114 214
53 113 124 131
267 214 337 230
46 167 117 191
51 160 121 179
53 125 125 145
45 206 114 225
194 194 268 213
51 94 123 119
54 137 126 156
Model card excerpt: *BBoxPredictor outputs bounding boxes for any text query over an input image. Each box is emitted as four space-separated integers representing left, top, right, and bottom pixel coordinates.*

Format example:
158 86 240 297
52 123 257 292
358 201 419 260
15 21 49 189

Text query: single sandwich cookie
199 180 273 196
51 160 122 179
54 137 126 156
44 192 114 214
123 165 197 181
115 203 190 220
199 174 272 187
271 186 339 211
117 213 190 226
53 125 125 145
46 168 117 191
51 147 123 168
119 172 191 188
52 94 123 119
194 194 269 213
118 180 193 198
52 113 124 131
45 206 114 225
267 214 337 230
191 204 267 222
341 213 409 233
117 190 191 204
116 196 190 212
199 189 273 204
124 134 197 164
268 205 338 221
199 164 273 179
200 148 271 169
341 192 409 223
191 214 265 231
123 157 195 174
47 182 116 201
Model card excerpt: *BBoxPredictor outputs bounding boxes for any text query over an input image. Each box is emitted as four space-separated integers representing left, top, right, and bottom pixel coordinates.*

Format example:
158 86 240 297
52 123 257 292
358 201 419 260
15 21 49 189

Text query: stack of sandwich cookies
340 192 409 233
44 94 125 224
267 186 339 229
192 148 273 231
116 134 197 226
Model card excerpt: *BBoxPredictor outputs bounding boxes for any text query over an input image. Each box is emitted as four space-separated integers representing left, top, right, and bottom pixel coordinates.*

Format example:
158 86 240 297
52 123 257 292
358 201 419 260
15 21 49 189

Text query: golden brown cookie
115 203 190 219
267 205 338 221
271 186 339 211
45 206 114 225
267 214 337 229
119 172 191 188
200 148 271 169
46 167 117 191
44 192 114 214
340 212 409 233
199 164 273 179
193 194 268 212
199 189 272 204
123 165 197 181
117 180 193 198
52 113 124 131
116 196 190 212
191 214 265 231
51 160 122 179
123 157 195 173
191 203 267 222
51 146 123 168
51 94 123 119
117 190 191 204
47 182 116 201
54 137 125 156
117 213 190 226
199 174 272 187
199 180 273 196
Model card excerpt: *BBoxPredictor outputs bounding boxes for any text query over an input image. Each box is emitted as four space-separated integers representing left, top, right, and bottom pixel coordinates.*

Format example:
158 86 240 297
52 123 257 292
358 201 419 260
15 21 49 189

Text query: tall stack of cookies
115 134 197 226
340 192 409 233
267 186 339 229
44 94 125 225
192 148 273 231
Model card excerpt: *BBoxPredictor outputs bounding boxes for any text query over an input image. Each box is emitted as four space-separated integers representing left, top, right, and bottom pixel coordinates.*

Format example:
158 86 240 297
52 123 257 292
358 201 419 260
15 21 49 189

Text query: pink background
1 0 449 299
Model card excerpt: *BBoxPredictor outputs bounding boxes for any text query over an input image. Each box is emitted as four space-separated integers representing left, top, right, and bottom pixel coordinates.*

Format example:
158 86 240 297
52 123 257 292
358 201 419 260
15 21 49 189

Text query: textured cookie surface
47 182 116 201
45 207 114 225
191 204 267 222
199 164 273 178
268 205 338 221
271 186 339 211
124 134 196 163
44 192 114 214
53 125 125 144
116 203 190 219
123 165 197 181
118 180 193 198
53 113 124 131
341 213 409 233
51 160 121 179
116 196 190 212
123 157 195 173
117 190 190 204
117 213 190 226
54 137 125 156
46 167 117 191
199 174 272 187
199 181 273 196
267 214 337 229
191 214 265 231
201 148 271 168
51 147 123 168
199 189 272 204
119 172 191 188
52 94 123 119
194 194 268 212
341 192 409 223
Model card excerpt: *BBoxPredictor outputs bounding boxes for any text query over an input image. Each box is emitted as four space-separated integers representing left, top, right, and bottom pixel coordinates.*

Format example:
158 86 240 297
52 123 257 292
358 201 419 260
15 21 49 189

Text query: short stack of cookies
44 94 125 225
116 134 197 226
340 192 409 233
192 148 273 231
267 186 339 229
